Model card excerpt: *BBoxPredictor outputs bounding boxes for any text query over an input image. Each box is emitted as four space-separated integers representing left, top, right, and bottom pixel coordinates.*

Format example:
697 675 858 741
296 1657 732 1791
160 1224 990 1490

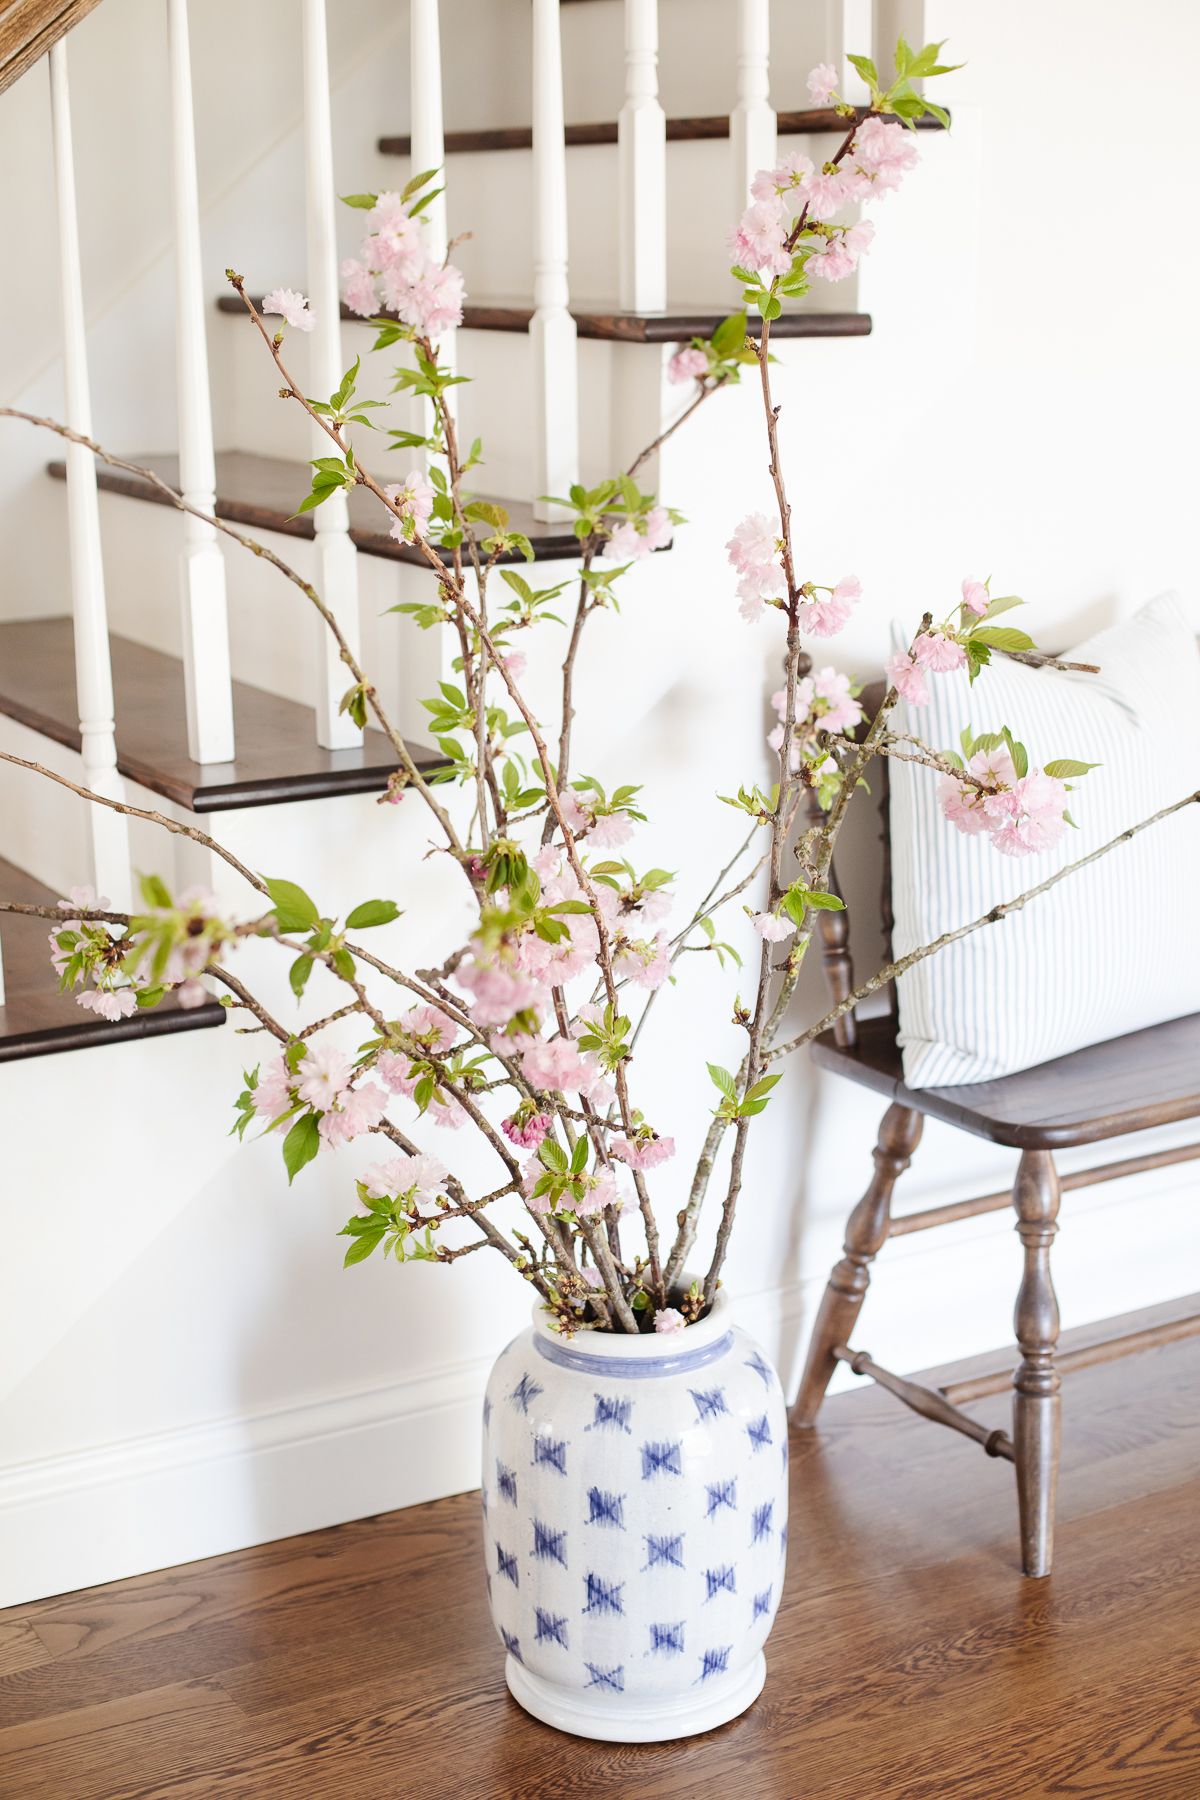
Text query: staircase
0 0 946 1059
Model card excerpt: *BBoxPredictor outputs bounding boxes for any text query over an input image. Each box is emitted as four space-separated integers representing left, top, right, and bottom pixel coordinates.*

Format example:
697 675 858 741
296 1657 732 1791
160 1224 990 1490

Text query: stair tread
0 617 443 814
216 295 871 342
48 450 583 568
0 856 226 1062
378 106 946 158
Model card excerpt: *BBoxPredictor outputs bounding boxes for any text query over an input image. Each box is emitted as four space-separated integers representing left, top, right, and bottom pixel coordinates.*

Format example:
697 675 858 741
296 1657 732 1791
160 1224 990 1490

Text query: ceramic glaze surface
481 1293 788 1740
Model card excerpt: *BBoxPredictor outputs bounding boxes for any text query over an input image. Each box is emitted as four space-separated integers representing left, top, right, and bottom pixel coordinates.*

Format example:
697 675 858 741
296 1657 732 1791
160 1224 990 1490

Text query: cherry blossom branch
766 787 1200 1062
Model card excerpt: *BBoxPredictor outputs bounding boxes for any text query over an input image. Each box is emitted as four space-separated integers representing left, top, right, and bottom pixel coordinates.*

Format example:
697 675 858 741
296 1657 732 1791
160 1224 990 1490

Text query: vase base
504 1650 766 1743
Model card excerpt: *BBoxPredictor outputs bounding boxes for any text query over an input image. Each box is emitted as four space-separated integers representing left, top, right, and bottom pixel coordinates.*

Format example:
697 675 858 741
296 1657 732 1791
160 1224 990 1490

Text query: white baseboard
0 1353 492 1609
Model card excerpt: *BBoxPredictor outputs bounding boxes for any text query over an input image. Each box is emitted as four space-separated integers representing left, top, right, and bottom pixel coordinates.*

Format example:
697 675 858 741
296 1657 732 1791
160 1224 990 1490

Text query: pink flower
403 1005 457 1053
727 513 779 577
502 1110 552 1149
576 1168 619 1219
390 259 465 337
751 151 815 202
989 770 1069 858
384 471 436 544
912 630 967 673
362 1150 448 1199
614 931 670 990
262 288 314 332
753 912 795 942
521 1036 597 1095
176 979 207 1009
641 506 672 551
792 667 863 737
808 239 857 282
251 1055 293 1121
654 1307 686 1336
938 772 996 837
962 577 990 616
340 258 379 318
456 956 546 1027
298 1042 352 1110
319 1081 389 1147
798 592 851 636
611 1132 676 1171
667 346 708 384
59 884 106 912
850 116 920 194
803 169 852 222
501 651 527 681
77 986 137 1020
729 196 790 277
886 651 930 706
806 62 839 106
605 520 647 561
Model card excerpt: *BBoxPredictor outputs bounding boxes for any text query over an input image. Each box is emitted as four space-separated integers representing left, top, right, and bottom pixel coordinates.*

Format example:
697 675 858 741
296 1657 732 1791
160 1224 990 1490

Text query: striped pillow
888 592 1200 1087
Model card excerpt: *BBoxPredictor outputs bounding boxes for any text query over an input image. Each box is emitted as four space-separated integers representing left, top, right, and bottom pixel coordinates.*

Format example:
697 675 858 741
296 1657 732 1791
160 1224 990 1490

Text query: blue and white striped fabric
888 592 1200 1088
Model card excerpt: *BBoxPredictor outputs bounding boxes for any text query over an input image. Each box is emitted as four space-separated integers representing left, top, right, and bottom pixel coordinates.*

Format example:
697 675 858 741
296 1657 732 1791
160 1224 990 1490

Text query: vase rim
529 1280 731 1359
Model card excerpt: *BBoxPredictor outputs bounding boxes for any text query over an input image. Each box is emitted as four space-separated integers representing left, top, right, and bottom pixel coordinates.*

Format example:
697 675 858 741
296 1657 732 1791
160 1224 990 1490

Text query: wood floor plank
2 1324 1199 1797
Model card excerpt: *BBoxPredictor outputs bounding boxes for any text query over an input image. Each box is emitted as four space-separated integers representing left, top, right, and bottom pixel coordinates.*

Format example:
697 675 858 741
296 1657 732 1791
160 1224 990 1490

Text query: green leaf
980 594 1025 621
138 872 172 909
342 1224 387 1266
970 625 1035 653
330 947 356 983
540 1138 568 1174
346 899 401 930
264 877 321 933
711 310 747 359
804 891 845 911
569 1137 588 1175
282 1112 320 1185
402 166 440 201
289 954 314 999
340 192 378 209
846 52 878 86
1043 759 1100 779
707 1062 737 1102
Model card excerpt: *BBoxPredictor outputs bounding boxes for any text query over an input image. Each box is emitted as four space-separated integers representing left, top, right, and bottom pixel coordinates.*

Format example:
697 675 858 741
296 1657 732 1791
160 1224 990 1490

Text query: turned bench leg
1012 1149 1063 1577
792 1103 924 1428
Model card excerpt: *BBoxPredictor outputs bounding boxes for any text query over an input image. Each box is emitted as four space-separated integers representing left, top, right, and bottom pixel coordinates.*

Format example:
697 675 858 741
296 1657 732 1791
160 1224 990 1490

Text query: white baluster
618 0 665 311
409 0 456 435
731 0 776 211
302 0 362 749
530 0 579 523
833 0 874 106
48 41 131 911
167 0 235 766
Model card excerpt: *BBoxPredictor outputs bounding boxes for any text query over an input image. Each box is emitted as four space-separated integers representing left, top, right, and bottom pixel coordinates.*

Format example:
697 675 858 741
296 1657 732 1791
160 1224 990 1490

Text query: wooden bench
792 683 1200 1576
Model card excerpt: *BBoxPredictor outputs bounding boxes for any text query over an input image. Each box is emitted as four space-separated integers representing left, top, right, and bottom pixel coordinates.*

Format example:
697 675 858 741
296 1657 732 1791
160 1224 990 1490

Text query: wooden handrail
0 0 103 97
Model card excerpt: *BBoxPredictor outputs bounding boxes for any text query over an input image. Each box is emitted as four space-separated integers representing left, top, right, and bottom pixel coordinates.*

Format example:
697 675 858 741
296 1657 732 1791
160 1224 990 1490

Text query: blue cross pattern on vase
481 1313 788 1712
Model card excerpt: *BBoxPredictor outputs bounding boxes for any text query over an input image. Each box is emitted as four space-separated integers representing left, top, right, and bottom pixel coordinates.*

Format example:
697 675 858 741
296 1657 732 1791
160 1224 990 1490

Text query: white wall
1 0 1199 1606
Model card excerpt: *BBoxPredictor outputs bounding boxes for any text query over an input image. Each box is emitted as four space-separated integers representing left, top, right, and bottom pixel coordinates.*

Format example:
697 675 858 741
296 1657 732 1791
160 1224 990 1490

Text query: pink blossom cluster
731 108 919 286
667 346 708 385
53 884 221 1019
384 471 436 546
938 747 1069 857
340 192 465 338
251 1042 389 1146
613 931 670 990
361 1150 449 1202
768 667 864 769
377 1048 464 1130
501 1106 553 1149
799 575 862 637
887 627 968 706
726 513 784 621
262 288 314 332
611 1129 676 1171
605 507 671 562
753 911 795 943
654 1306 686 1335
522 1160 620 1220
559 791 635 849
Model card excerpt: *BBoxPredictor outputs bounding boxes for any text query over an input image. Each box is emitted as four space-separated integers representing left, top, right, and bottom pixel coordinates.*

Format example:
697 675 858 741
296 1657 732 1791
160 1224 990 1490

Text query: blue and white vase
481 1288 789 1742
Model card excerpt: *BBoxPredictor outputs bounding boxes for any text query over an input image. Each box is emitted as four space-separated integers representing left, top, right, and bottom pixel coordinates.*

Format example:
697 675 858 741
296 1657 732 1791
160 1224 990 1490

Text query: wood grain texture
2 1318 1199 1797
47 450 585 569
376 105 948 158
0 856 225 1059
0 0 102 96
811 1010 1200 1149
0 619 445 813
216 293 872 343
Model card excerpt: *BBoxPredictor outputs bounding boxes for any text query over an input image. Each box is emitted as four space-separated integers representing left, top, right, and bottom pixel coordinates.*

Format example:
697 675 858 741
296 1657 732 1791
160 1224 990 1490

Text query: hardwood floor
2 1331 1198 1798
